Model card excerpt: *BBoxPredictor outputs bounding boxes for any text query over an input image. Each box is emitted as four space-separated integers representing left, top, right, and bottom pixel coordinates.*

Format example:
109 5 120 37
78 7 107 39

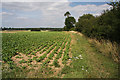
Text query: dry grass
88 38 120 63
70 31 83 36
0 30 30 33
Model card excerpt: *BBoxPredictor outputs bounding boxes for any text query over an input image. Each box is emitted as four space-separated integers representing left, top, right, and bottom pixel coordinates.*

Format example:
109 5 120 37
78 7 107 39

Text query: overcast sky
1 0 112 28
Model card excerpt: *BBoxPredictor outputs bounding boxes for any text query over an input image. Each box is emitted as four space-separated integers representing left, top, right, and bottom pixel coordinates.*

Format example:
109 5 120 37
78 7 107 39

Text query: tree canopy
64 11 76 31
64 11 71 17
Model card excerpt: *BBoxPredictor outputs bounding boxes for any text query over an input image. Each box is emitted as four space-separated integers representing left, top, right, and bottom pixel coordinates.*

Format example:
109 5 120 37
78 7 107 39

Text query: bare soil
11 42 57 70
42 46 56 62
70 31 83 36
10 32 73 78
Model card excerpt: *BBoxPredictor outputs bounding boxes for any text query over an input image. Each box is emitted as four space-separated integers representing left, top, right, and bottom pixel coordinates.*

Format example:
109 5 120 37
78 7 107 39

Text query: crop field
1 31 118 78
2 31 73 78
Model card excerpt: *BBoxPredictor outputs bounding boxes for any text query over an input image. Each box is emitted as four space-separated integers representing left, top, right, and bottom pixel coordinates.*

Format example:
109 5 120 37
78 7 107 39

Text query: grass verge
62 32 118 78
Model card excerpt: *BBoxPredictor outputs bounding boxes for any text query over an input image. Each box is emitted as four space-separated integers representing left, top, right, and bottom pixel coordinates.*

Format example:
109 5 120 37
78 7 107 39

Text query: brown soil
58 41 68 66
53 41 65 67
34 46 49 58
49 54 57 65
53 41 69 76
12 53 29 67
48 42 64 66
11 42 57 70
48 40 70 77
10 32 74 78
66 33 73 66
61 74 65 78
48 41 67 67
70 31 83 36
42 46 56 62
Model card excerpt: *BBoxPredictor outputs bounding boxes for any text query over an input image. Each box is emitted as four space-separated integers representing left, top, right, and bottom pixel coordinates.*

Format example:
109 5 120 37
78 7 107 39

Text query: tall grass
88 38 120 63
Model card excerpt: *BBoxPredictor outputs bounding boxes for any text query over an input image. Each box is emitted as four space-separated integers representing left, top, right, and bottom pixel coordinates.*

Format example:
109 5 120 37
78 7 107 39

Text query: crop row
43 41 64 66
62 36 71 64
35 42 57 62
2 32 67 63
52 39 68 67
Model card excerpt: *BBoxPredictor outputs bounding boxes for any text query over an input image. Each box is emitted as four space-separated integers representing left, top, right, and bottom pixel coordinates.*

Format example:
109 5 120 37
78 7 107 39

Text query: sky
0 0 113 28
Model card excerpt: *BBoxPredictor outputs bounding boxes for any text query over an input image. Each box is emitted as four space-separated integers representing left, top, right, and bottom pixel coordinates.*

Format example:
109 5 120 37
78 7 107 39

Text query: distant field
1 31 118 78
0 30 30 33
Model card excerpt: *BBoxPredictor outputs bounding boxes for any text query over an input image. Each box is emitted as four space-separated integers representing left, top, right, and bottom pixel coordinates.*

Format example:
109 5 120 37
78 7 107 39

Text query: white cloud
2 0 69 2
0 12 14 15
1 0 112 2
2 2 110 28
16 17 28 20
2 2 38 11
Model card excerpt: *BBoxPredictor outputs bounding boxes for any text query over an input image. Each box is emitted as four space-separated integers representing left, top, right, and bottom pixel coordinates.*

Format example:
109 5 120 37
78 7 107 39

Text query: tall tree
64 11 71 17
64 11 76 31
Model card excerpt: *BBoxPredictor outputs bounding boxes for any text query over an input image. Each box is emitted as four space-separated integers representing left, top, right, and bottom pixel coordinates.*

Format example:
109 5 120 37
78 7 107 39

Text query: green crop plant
33 56 38 60
19 59 27 64
43 59 50 65
53 59 60 67
15 56 23 59
31 52 36 55
22 66 26 69
27 59 32 63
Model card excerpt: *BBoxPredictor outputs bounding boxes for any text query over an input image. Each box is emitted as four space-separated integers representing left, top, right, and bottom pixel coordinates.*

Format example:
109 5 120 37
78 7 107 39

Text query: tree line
1 27 63 31
64 1 120 42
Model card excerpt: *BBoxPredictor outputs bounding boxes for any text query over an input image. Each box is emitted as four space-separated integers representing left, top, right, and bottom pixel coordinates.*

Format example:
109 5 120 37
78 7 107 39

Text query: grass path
62 32 118 78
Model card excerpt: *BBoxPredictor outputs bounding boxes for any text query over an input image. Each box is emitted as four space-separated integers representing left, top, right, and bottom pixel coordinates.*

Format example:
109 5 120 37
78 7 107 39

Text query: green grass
62 33 118 78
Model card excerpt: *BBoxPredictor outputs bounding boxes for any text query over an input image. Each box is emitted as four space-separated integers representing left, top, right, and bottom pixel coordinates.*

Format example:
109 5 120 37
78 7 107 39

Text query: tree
64 11 71 17
78 14 95 22
74 1 120 42
75 14 95 33
107 1 119 9
64 11 76 31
